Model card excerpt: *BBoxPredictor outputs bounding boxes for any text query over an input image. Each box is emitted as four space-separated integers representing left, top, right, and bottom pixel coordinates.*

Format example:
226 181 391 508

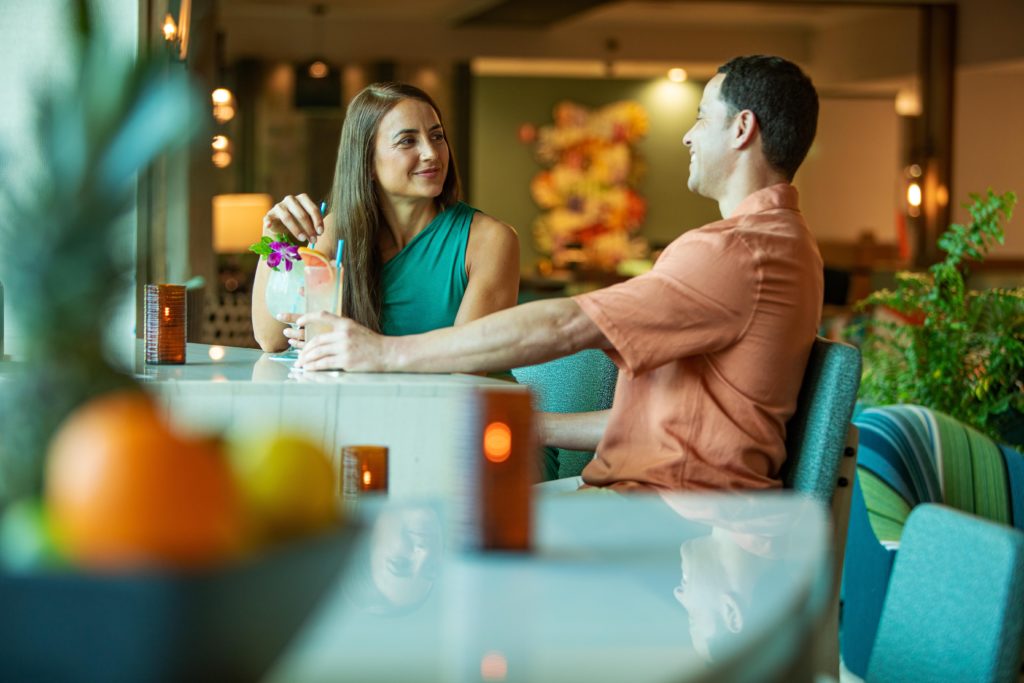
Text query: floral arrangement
250 234 300 271
527 100 649 272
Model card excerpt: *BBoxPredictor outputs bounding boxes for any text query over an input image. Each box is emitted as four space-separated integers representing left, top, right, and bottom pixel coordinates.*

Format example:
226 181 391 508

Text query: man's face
682 73 735 199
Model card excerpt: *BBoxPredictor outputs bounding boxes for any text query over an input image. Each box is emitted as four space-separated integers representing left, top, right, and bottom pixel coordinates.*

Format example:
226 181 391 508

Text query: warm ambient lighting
162 14 178 42
212 194 273 253
212 88 236 123
162 0 191 61
907 182 922 208
483 422 512 463
667 67 688 83
308 60 329 79
895 85 922 117
212 135 232 168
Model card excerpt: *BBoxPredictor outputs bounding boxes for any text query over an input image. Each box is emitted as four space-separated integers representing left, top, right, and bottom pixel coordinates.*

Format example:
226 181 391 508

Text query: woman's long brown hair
328 82 461 333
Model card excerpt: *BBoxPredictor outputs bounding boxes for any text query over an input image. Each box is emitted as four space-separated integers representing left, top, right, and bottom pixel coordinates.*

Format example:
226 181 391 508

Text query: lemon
230 433 338 542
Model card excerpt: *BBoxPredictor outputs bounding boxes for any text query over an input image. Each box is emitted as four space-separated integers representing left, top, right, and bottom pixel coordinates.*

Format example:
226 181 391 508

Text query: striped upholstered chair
840 405 1024 677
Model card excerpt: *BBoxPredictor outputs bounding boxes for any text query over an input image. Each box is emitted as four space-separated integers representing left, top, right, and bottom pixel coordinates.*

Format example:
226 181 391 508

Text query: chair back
512 349 618 478
867 503 1024 683
781 337 862 505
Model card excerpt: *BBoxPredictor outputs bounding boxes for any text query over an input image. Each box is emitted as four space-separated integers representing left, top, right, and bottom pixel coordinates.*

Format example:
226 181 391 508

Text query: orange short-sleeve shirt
574 184 823 492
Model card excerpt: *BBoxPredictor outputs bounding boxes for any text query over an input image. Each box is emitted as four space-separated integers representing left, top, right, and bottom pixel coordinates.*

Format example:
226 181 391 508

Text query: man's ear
731 109 758 150
720 592 744 633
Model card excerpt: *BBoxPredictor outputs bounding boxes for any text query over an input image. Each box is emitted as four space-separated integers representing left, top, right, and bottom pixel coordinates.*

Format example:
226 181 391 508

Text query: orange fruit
46 391 243 570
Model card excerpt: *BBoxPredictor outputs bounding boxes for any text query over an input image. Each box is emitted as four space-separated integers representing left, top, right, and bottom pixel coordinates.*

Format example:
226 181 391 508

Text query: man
294 55 824 493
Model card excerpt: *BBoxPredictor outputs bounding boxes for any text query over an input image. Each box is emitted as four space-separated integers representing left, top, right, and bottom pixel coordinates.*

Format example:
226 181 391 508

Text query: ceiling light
667 68 687 83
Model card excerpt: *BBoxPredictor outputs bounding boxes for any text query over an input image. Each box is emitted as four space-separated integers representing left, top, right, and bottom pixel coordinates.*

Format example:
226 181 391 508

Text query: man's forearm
388 298 607 373
539 410 610 451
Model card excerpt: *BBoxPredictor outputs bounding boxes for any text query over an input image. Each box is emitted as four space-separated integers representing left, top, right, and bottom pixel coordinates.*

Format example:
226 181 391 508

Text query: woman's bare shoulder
468 210 519 245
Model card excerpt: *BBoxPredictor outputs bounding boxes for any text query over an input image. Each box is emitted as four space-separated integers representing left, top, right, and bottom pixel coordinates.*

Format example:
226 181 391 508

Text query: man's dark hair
717 55 819 180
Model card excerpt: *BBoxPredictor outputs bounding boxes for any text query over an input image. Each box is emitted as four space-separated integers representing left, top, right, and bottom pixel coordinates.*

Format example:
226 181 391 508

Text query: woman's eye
431 132 446 142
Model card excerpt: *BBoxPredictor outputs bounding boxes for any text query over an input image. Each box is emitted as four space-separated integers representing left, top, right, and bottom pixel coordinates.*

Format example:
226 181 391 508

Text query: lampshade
212 193 273 253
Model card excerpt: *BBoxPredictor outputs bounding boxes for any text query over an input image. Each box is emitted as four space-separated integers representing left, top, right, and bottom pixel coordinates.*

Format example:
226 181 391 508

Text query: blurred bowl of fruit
0 390 356 683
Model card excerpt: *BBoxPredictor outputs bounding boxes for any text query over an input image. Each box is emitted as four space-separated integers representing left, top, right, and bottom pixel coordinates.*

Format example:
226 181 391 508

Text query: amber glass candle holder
145 284 186 365
341 445 389 499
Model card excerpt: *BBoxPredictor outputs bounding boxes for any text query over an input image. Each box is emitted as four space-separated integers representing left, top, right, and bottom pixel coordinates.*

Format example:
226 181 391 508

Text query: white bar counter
271 493 831 683
135 342 529 498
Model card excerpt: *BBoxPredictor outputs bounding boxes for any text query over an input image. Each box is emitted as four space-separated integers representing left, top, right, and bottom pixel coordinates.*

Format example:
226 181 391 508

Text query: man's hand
294 311 392 372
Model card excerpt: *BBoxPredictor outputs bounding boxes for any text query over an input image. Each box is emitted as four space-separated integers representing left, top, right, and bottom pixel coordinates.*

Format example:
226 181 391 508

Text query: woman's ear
732 109 758 150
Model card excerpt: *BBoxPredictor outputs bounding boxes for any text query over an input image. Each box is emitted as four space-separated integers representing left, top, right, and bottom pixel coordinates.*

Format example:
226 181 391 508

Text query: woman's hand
278 313 306 349
295 312 391 372
263 193 323 243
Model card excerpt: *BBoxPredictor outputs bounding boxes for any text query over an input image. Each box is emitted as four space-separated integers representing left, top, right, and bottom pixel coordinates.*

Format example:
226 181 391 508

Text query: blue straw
333 239 345 316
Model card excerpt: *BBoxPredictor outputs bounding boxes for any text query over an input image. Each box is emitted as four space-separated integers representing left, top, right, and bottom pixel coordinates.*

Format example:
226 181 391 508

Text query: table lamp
212 193 273 253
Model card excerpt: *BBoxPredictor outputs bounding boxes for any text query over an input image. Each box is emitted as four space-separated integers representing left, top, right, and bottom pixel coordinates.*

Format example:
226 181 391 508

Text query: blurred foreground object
0 0 202 504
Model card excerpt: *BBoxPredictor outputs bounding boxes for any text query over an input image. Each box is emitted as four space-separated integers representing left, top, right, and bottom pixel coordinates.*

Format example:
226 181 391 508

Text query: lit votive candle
341 445 389 498
144 284 186 365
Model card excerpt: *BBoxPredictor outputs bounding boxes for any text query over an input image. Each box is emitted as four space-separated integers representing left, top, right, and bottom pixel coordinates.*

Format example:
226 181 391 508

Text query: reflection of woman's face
369 508 442 607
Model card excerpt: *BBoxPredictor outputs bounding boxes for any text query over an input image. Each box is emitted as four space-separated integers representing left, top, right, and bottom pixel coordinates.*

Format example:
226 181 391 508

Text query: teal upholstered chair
779 336 862 678
512 349 618 480
841 405 1024 677
866 503 1024 683
781 337 863 504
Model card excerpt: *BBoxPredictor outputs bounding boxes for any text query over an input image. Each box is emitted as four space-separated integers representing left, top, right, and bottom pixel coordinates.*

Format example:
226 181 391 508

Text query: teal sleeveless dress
380 201 475 336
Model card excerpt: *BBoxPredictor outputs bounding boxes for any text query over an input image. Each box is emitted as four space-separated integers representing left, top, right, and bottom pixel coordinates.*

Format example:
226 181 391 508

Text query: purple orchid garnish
268 241 300 271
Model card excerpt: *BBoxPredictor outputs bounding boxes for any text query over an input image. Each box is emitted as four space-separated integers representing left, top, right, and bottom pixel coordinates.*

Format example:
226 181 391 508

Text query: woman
252 82 519 352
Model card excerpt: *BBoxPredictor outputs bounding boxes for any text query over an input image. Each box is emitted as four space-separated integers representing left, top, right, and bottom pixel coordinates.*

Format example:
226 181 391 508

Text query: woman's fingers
296 193 325 235
265 193 321 242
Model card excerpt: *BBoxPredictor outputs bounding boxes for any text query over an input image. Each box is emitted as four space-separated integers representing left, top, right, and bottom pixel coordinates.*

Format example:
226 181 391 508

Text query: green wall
470 76 722 270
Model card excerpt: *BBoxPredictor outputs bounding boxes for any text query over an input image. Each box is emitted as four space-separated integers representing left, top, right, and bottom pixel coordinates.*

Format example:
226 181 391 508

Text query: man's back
576 183 823 492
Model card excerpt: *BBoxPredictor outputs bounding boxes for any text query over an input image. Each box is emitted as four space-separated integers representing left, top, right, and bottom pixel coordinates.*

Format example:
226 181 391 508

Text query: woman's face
373 98 449 204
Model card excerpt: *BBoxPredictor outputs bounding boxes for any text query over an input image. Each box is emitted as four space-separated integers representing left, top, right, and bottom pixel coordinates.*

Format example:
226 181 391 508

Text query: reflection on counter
662 494 808 665
343 505 443 616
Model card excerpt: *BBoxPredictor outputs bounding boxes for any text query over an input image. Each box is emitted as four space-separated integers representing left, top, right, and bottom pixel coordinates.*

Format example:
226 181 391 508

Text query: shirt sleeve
574 230 758 377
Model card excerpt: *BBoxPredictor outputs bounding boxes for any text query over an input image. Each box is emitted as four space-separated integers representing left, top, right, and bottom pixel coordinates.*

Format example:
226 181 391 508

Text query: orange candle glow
341 445 389 497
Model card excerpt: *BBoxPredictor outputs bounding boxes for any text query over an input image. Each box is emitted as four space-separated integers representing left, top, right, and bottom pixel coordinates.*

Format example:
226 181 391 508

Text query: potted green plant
0 0 202 504
849 189 1022 446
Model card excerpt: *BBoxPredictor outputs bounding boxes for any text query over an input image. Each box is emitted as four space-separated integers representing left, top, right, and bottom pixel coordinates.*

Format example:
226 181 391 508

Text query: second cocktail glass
303 251 342 345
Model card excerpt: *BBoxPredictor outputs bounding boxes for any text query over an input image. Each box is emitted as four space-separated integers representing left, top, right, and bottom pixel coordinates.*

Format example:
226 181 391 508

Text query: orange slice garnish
298 247 334 282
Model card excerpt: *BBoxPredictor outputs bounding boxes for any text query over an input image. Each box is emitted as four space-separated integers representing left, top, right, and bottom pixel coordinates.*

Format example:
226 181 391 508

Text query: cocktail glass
264 261 306 360
305 260 341 345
